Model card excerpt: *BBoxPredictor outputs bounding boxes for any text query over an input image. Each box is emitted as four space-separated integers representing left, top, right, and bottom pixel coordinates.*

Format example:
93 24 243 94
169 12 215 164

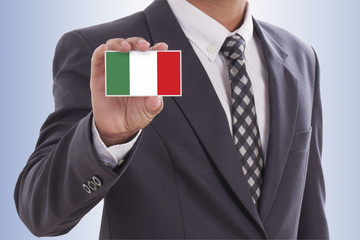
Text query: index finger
126 37 151 51
149 42 169 51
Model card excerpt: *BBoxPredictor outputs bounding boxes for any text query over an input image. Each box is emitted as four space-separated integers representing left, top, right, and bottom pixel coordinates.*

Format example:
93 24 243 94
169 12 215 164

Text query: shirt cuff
91 117 141 168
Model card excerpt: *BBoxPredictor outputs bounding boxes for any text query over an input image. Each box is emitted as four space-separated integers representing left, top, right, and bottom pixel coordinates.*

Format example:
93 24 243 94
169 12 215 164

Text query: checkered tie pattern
221 34 264 205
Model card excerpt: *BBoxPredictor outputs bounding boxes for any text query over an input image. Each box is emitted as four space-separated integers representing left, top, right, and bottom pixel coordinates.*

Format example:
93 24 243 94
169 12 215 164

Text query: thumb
145 96 164 116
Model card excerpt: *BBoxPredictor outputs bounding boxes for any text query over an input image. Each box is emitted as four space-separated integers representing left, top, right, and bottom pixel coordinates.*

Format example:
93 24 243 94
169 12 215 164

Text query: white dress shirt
92 0 270 168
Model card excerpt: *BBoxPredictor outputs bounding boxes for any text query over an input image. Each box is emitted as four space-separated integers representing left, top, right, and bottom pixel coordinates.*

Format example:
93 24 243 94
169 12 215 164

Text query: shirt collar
167 0 254 62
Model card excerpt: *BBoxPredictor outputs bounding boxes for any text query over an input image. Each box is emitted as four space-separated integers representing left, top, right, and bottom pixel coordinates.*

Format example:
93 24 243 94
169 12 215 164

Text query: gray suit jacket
15 0 329 239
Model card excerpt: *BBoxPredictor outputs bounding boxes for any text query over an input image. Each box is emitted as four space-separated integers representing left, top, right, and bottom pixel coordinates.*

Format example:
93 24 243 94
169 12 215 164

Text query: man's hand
90 37 168 146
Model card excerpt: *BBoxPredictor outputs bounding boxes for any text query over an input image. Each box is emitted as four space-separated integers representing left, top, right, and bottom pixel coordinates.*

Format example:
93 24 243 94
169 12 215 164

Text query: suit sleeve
14 31 140 237
297 49 329 239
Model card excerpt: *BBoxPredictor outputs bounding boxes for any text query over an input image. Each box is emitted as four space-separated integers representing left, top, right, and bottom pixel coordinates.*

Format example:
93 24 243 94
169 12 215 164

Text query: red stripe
157 51 181 95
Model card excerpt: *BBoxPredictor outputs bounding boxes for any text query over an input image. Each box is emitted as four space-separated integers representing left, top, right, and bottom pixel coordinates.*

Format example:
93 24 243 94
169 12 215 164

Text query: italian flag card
105 51 182 96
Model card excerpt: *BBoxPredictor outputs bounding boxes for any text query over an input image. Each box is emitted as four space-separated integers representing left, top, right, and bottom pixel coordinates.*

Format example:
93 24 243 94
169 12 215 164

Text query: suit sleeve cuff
91 116 141 168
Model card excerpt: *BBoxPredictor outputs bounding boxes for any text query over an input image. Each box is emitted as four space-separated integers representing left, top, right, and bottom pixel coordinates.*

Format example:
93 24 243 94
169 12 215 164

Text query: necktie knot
221 34 246 61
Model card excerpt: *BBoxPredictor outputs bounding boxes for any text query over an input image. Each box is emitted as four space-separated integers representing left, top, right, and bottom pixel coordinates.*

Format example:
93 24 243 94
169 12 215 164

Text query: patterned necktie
221 34 264 205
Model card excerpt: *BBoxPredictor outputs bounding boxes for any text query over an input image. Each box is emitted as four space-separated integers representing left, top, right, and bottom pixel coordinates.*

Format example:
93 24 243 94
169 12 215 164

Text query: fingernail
138 39 148 45
157 96 163 107
120 41 128 47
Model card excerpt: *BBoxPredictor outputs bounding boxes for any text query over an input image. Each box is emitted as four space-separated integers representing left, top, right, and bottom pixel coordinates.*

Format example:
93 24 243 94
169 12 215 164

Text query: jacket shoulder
257 20 318 82
62 11 151 50
257 20 316 64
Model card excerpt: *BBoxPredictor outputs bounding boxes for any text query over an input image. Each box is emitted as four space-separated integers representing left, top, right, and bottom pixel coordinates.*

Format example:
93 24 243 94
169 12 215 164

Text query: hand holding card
90 37 168 146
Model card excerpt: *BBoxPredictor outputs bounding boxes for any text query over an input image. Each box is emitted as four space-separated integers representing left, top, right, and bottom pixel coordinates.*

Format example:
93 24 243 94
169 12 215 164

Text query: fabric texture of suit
15 0 329 239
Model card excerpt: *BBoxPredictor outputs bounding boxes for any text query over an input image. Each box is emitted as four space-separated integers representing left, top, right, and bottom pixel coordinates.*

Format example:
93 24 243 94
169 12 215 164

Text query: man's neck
186 0 247 32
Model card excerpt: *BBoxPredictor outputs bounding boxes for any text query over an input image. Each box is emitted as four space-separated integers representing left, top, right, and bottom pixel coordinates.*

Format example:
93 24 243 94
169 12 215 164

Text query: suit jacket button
92 176 102 187
82 184 92 194
88 180 98 191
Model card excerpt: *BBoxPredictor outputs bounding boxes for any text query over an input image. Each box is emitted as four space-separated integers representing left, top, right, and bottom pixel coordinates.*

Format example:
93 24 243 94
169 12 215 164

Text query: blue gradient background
0 0 358 239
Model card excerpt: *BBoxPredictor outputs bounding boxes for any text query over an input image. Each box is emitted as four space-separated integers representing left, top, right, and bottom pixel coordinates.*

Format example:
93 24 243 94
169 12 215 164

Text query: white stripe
129 51 157 96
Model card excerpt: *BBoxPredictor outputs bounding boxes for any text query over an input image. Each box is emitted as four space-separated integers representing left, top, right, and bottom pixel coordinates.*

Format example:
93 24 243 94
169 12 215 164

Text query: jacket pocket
289 127 312 152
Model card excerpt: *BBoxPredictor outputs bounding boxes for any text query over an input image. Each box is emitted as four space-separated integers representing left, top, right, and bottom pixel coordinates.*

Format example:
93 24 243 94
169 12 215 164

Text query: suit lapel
144 0 265 231
253 20 300 221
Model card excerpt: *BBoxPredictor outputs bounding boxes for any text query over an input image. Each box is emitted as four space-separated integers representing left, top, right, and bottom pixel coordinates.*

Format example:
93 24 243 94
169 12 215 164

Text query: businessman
15 0 329 239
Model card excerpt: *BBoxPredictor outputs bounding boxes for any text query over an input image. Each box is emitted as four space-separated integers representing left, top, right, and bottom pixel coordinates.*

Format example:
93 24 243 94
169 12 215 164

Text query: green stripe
106 52 130 95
